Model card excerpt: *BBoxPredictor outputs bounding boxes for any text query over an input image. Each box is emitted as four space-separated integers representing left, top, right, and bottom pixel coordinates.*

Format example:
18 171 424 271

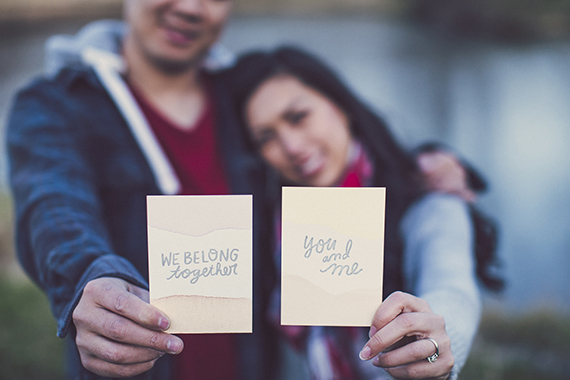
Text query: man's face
124 0 233 73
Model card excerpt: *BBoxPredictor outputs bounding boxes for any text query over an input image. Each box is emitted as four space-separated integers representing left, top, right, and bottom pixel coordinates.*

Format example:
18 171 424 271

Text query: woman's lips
295 152 326 178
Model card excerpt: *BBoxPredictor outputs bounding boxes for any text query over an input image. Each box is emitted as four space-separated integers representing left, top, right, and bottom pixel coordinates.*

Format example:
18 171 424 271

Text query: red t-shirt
129 82 237 380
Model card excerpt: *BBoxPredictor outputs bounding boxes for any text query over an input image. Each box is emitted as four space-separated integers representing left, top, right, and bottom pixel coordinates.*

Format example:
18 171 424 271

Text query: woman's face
246 75 353 187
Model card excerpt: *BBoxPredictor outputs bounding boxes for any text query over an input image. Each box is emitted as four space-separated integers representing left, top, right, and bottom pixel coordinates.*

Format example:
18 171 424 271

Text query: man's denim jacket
6 66 274 379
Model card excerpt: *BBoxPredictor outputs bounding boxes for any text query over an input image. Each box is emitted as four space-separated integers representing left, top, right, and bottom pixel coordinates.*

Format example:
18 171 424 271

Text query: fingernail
372 355 381 366
158 317 170 330
368 325 377 338
359 346 371 361
167 338 182 353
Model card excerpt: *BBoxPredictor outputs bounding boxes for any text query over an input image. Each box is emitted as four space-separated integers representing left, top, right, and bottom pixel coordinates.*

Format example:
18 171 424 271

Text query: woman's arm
359 194 481 380
401 193 481 378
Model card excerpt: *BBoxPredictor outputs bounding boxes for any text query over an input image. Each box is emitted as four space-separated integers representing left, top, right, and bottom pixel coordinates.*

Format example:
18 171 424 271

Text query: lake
1 14 569 314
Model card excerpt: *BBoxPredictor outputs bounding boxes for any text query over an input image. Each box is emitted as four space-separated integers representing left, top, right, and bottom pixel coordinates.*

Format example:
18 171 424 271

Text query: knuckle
84 278 109 297
440 335 451 350
403 365 420 379
102 346 126 364
80 356 96 372
418 297 431 310
75 333 88 351
369 332 390 350
409 342 425 360
376 353 393 367
398 313 414 329
72 307 85 326
107 318 128 341
441 350 455 370
83 280 97 295
117 361 155 378
444 358 455 373
433 313 446 328
140 307 157 325
148 331 162 349
114 290 131 313
115 366 135 378
139 361 156 375
77 347 90 363
391 291 406 302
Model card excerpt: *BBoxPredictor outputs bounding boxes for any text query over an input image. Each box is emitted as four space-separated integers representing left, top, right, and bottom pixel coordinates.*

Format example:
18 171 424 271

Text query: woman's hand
359 291 454 379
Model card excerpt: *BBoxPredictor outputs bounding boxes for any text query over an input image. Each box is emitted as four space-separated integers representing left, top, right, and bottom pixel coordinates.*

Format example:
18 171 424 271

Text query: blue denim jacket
7 66 276 379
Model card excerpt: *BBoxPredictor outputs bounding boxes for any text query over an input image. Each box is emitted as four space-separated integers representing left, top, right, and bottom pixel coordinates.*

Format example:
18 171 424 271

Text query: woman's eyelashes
254 129 276 147
254 109 309 147
283 109 309 126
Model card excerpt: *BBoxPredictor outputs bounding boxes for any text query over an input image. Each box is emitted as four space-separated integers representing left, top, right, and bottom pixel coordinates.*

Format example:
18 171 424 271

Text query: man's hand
73 277 183 378
416 150 477 203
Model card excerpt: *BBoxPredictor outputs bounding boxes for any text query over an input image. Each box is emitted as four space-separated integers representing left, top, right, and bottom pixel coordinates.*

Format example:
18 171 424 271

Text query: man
7 1 482 379
8 1 276 379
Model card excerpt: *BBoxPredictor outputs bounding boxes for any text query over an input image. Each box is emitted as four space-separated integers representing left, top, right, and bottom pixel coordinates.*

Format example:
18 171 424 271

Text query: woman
226 46 502 380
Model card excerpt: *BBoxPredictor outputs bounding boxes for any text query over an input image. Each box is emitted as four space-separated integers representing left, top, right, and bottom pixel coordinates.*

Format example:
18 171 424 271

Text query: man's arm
7 83 182 376
8 82 130 329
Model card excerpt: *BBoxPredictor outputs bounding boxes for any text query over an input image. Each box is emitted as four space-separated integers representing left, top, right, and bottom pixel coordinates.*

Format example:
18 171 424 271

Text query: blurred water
1 15 569 314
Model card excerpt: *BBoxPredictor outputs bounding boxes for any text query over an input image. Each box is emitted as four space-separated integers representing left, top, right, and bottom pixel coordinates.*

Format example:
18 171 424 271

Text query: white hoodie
44 19 235 195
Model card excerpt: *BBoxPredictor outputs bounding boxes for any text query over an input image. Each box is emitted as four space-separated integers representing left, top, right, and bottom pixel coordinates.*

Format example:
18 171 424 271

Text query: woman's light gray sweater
401 193 482 380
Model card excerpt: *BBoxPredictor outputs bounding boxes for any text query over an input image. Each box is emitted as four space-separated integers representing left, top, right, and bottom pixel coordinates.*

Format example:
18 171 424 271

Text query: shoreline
1 2 569 42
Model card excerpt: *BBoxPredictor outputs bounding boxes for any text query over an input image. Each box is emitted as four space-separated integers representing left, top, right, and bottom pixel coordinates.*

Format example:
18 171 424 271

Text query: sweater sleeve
7 83 148 338
400 193 481 379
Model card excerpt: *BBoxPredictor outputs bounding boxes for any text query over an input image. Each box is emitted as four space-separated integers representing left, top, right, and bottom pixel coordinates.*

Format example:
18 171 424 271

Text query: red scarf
271 143 374 379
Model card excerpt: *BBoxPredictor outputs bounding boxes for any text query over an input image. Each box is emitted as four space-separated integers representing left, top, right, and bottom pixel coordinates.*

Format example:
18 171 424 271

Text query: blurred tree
409 0 570 41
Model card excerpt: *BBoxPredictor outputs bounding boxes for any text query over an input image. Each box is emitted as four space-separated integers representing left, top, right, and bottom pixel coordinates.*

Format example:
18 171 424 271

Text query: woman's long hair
226 46 503 292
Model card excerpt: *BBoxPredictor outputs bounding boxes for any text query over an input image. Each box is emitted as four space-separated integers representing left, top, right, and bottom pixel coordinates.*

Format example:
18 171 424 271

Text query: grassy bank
462 310 570 379
0 193 64 378
0 278 64 380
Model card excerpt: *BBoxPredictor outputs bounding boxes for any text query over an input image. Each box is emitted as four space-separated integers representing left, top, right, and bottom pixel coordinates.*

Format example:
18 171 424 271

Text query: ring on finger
426 338 439 363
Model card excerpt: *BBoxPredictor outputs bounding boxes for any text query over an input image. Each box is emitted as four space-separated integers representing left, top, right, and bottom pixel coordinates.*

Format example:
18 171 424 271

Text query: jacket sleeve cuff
448 369 458 380
56 254 148 338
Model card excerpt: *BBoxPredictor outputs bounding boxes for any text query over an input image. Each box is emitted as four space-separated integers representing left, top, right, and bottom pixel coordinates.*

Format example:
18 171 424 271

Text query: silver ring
426 338 439 363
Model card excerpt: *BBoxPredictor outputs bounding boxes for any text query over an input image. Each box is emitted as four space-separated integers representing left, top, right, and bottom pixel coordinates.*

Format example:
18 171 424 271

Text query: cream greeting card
147 195 252 333
281 187 385 326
